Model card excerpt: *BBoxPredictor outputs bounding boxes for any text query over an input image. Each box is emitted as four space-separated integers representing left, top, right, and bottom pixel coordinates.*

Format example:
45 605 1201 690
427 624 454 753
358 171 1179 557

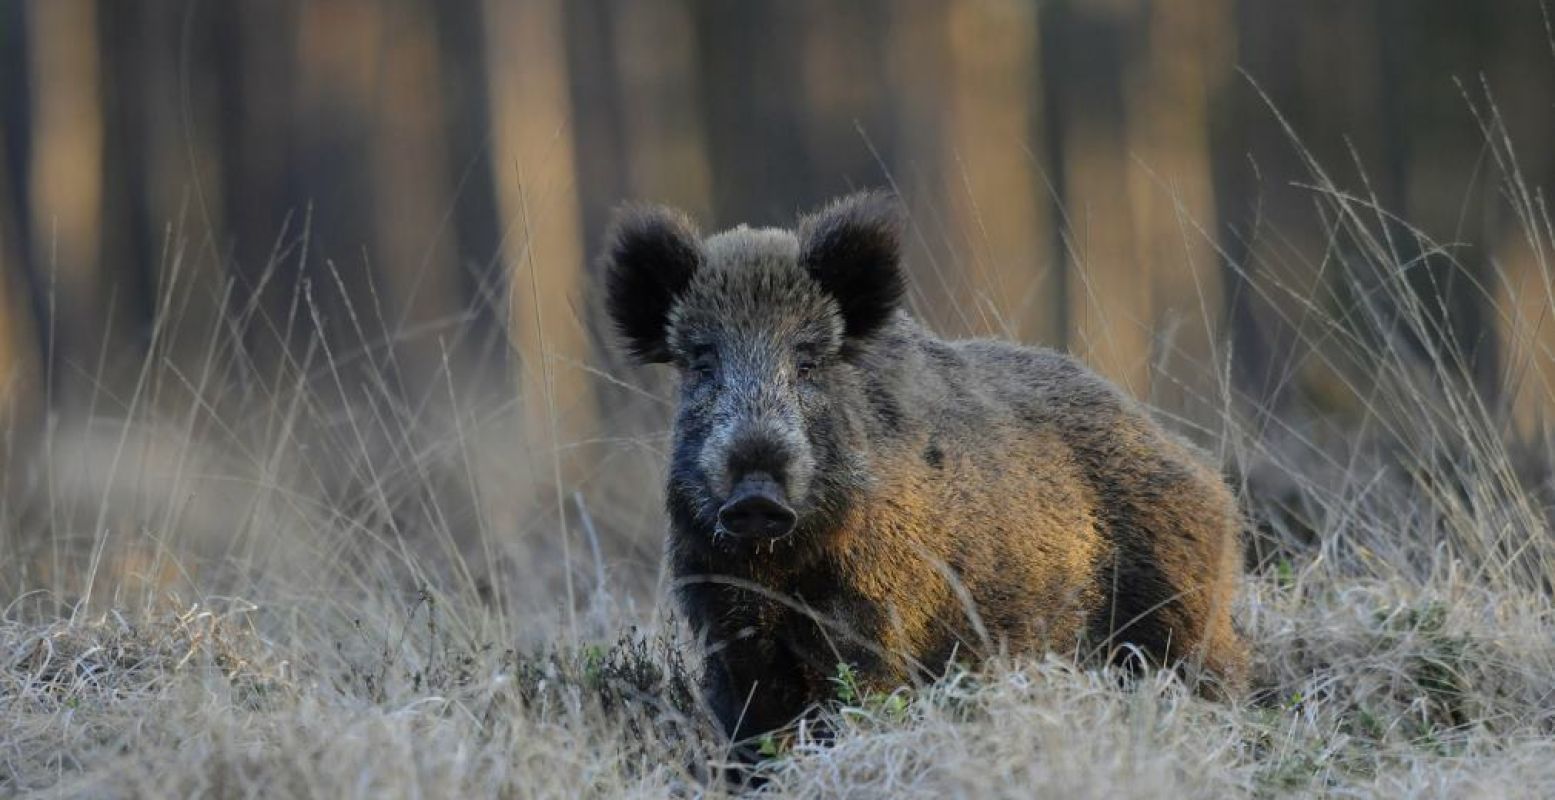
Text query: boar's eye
795 347 819 380
689 348 717 380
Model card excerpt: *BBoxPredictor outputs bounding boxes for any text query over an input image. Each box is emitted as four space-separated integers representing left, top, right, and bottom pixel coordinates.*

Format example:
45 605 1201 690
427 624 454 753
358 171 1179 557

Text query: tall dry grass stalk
3 91 1555 797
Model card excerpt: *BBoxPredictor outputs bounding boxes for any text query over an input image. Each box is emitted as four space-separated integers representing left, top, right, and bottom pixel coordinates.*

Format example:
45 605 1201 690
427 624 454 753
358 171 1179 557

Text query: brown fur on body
601 192 1247 747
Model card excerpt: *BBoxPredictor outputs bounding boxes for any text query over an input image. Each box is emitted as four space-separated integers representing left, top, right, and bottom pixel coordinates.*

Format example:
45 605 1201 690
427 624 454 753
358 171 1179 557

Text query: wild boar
601 191 1247 745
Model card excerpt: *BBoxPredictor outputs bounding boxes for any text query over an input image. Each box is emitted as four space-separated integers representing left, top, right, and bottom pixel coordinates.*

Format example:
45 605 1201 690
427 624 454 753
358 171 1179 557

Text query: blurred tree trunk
0 154 37 425
430 1 510 372
612 0 713 219
1377 2 1505 406
940 0 1056 344
0 2 39 421
27 0 112 403
369 1 465 381
1226 0 1412 420
213 2 299 371
1212 0 1297 416
124 3 231 378
883 1 961 333
562 0 632 373
1493 227 1555 437
691 1 811 226
97 2 222 399
290 0 394 387
563 0 629 255
1123 0 1233 422
1045 1 1150 397
798 0 897 206
1215 0 1381 419
1480 6 1555 435
482 0 597 473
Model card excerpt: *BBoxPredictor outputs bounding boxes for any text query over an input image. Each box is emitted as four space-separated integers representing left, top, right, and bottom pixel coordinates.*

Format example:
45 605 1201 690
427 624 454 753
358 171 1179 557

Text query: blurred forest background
2 1 1555 593
10 6 1555 794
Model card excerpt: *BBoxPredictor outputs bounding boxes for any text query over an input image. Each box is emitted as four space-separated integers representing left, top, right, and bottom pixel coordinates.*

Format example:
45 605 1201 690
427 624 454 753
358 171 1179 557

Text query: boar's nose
717 472 797 539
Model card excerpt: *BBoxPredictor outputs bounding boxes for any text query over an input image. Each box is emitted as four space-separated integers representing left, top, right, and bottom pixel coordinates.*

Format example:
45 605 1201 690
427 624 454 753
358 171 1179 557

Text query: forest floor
5 332 1555 798
3 532 1554 797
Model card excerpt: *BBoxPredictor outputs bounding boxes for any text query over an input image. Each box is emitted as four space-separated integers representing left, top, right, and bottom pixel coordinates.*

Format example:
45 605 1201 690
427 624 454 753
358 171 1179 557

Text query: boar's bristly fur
600 190 1248 750
798 191 907 340
603 204 703 363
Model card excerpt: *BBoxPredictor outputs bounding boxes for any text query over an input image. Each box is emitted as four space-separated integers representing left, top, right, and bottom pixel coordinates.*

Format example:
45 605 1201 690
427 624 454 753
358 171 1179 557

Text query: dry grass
3 570 1553 797
4 100 1555 798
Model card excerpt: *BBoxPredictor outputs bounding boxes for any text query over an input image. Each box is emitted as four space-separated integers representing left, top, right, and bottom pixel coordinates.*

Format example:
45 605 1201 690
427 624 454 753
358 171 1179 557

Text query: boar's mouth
714 472 798 539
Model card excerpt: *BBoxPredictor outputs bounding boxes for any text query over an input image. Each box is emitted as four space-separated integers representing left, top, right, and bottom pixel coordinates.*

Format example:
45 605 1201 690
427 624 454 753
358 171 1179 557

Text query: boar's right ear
798 191 906 341
601 205 703 363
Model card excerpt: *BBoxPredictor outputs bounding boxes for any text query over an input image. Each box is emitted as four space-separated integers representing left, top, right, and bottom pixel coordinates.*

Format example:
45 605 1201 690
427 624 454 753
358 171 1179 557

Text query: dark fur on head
798 191 906 340
599 192 910 567
602 205 703 363
601 192 907 367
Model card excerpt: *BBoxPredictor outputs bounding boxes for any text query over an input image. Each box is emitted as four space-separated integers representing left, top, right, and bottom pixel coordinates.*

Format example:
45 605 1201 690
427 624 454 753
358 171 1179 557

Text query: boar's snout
716 472 797 539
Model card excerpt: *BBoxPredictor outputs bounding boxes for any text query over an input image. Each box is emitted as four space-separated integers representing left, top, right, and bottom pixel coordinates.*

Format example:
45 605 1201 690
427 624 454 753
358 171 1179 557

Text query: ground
3 563 1554 797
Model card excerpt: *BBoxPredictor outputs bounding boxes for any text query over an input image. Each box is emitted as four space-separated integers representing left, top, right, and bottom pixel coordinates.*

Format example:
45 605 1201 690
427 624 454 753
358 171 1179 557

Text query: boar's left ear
798 190 906 340
601 204 704 363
